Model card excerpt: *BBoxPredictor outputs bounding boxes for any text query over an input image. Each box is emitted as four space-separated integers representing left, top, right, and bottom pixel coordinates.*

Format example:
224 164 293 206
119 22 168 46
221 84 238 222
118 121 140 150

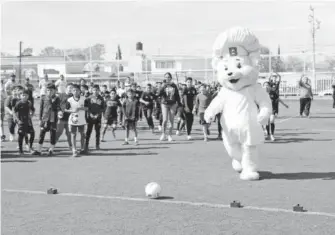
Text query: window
155 60 175 69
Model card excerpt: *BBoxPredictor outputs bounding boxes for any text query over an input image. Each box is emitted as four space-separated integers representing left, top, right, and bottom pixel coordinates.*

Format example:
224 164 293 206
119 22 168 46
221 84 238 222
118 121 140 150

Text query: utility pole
19 41 23 84
308 5 321 90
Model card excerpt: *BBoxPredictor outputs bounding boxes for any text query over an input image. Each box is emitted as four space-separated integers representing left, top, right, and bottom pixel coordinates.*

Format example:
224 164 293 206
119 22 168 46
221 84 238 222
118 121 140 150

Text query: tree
22 48 33 56
83 43 106 61
1 52 14 57
284 56 305 72
259 45 270 73
39 46 63 57
115 44 123 71
325 56 335 71
116 44 122 60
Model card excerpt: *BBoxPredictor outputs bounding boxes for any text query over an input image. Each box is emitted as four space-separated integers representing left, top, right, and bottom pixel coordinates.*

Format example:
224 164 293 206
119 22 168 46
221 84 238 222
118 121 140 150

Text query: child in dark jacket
122 89 139 145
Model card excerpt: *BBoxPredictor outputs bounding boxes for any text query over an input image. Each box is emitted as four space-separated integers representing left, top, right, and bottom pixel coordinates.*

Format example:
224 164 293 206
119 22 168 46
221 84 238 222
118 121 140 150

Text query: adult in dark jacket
158 72 181 141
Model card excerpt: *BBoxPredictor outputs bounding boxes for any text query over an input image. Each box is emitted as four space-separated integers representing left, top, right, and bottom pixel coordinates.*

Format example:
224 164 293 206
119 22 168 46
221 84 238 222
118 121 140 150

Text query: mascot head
212 27 260 91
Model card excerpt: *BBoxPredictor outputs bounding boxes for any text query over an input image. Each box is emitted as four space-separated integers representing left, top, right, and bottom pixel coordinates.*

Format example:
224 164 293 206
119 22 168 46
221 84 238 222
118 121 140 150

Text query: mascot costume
204 27 272 180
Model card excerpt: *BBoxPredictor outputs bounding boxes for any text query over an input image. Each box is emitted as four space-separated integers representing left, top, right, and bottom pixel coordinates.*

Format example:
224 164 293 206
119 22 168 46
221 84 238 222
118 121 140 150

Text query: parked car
318 89 333 97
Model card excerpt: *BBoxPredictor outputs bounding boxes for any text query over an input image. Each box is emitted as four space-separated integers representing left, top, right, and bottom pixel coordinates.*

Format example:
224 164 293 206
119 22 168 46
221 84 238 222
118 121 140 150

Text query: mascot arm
254 85 272 126
204 89 224 122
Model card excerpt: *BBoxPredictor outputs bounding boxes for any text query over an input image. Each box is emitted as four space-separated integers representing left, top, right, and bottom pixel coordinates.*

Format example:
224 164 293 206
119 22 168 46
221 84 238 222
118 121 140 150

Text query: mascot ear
248 50 260 67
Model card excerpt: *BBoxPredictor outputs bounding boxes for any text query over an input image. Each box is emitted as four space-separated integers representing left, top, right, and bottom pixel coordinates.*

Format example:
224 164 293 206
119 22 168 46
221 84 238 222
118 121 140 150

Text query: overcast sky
1 0 335 60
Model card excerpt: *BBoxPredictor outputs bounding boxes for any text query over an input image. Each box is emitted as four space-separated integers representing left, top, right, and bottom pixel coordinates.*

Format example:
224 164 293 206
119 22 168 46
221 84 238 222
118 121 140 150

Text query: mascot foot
240 170 260 181
232 159 242 173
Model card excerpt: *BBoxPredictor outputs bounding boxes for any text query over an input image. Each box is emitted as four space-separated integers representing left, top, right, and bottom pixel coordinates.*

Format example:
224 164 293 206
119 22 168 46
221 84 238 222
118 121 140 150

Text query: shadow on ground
260 171 335 180
268 137 333 144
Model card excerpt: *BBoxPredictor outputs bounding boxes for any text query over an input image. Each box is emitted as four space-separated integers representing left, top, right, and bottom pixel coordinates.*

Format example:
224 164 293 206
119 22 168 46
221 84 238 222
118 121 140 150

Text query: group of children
1 76 219 157
1 72 298 157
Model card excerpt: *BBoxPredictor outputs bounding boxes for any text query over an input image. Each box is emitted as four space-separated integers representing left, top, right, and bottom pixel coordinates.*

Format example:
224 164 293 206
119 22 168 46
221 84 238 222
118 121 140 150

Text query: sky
1 0 335 60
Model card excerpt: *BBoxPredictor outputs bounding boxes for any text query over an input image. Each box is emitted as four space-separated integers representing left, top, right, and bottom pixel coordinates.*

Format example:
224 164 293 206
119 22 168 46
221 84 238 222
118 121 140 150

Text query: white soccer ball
145 182 161 199
71 113 79 124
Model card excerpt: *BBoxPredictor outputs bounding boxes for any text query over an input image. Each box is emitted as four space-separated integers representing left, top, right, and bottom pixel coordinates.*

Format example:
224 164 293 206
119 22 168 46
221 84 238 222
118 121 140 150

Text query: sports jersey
86 95 105 117
67 96 87 126
104 96 121 119
140 92 156 109
14 100 34 124
159 83 180 105
183 87 197 111
123 99 139 120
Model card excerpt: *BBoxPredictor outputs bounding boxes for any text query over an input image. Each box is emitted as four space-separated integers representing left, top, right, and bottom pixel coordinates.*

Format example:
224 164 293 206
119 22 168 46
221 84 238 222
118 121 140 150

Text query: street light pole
19 41 22 84
309 5 321 90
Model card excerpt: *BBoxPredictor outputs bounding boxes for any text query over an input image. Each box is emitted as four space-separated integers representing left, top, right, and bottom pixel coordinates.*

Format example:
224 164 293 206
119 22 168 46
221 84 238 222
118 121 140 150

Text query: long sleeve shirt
299 81 313 98
39 95 61 122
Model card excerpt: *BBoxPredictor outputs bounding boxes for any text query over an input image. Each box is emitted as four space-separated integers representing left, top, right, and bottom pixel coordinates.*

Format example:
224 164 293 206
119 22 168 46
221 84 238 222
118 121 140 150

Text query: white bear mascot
204 27 272 181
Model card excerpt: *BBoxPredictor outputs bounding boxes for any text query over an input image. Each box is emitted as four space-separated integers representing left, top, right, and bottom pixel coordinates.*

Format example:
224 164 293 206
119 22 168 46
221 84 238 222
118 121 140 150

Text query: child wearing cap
33 83 61 156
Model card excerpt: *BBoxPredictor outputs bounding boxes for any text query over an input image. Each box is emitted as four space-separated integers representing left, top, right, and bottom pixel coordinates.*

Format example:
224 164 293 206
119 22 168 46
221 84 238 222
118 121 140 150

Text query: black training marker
293 204 305 212
230 201 242 208
47 188 58 195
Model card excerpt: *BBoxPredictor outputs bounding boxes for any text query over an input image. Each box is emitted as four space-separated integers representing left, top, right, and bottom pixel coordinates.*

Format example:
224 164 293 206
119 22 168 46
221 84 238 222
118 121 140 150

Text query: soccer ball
58 111 63 119
71 113 79 124
145 182 161 199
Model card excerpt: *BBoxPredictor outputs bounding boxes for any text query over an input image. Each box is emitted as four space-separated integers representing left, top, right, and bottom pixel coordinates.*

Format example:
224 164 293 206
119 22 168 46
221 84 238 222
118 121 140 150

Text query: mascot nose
227 72 233 76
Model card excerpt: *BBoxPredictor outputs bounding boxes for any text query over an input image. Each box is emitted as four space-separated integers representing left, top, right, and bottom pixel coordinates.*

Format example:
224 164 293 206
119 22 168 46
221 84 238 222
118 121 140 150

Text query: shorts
0 110 4 121
271 100 279 115
176 107 185 119
69 124 85 134
40 121 57 131
199 113 207 125
104 117 118 126
124 119 137 130
18 123 35 135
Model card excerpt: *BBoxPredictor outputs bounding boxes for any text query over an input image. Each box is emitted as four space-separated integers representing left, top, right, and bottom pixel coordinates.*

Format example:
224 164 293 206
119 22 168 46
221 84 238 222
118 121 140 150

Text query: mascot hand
204 111 213 123
257 114 268 126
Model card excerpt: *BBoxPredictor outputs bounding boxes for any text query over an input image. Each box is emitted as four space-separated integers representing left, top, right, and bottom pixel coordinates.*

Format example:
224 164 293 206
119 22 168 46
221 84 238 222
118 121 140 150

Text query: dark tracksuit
85 95 105 148
14 100 35 152
140 92 156 129
182 87 197 135
39 95 61 145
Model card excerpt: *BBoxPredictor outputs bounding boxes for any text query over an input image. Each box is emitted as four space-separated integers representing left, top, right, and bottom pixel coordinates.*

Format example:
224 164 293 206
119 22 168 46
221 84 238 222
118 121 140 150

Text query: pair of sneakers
160 134 173 142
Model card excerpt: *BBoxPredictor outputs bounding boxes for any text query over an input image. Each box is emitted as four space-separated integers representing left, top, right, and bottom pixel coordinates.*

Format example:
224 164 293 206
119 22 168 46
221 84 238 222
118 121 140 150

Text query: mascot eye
224 67 228 71
237 63 242 69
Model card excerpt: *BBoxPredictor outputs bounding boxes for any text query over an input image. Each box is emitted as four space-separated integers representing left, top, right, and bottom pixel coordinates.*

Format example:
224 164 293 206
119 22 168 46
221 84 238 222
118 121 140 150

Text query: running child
122 89 139 145
193 84 212 141
154 82 163 131
1 83 7 141
176 86 186 136
101 89 121 141
140 83 156 133
182 77 197 140
263 81 289 141
13 90 35 155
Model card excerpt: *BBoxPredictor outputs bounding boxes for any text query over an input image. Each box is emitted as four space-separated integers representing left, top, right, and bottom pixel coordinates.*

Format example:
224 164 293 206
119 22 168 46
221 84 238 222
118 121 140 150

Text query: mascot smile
205 27 272 181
